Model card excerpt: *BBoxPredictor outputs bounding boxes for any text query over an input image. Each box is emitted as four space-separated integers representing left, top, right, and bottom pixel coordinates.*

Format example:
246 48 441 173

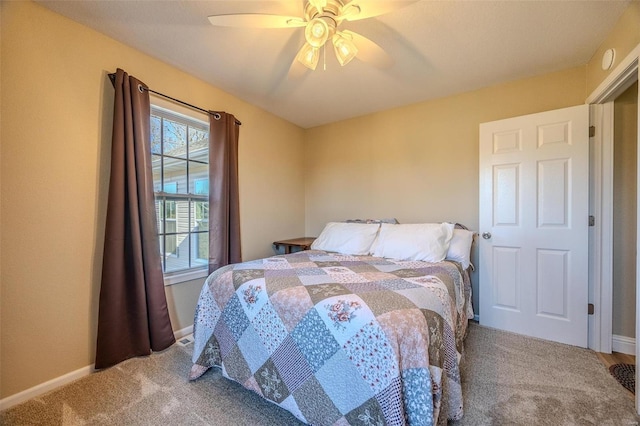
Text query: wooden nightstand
273 237 316 254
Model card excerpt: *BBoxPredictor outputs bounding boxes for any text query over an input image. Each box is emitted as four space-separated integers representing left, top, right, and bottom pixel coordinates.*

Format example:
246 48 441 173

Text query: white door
479 104 589 347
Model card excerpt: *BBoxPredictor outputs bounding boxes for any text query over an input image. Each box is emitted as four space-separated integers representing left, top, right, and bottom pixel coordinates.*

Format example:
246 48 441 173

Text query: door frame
588 101 614 353
586 42 639 411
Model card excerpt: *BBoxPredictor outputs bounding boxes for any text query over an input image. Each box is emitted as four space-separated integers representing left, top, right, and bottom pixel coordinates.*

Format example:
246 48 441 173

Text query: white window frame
150 96 210 286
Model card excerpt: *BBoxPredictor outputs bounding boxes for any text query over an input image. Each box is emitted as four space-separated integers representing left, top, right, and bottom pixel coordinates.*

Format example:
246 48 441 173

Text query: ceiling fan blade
341 1 417 21
208 14 306 28
343 30 393 69
308 0 327 14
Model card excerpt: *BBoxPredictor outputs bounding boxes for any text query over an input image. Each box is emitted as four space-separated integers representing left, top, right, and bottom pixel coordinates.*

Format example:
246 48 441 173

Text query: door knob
482 232 492 239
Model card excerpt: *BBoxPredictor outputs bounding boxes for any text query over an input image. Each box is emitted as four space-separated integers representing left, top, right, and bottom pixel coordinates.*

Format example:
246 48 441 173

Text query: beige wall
613 82 638 339
305 67 587 232
305 67 587 312
0 0 305 398
586 1 640 97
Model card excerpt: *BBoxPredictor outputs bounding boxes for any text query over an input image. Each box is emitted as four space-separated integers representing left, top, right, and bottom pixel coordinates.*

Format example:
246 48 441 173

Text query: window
151 105 209 277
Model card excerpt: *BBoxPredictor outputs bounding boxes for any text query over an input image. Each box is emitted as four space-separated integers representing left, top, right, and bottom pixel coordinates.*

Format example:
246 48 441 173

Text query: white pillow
372 223 455 262
446 228 474 269
311 222 381 255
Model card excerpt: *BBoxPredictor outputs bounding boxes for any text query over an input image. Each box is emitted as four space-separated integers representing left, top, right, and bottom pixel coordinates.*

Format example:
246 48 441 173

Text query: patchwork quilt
190 250 474 425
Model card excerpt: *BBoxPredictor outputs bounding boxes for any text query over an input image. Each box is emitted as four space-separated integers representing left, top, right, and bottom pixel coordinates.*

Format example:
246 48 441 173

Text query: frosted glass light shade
333 32 358 66
296 42 320 70
305 18 330 48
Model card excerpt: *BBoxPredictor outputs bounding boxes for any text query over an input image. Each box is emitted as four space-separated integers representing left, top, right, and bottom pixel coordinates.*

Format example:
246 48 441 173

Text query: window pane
189 127 208 161
190 161 208 194
192 201 208 232
194 201 209 224
150 115 162 154
194 179 209 196
191 232 209 268
165 221 176 234
163 182 177 193
190 149 208 164
159 235 165 270
152 154 162 192
163 158 187 194
174 200 190 233
155 199 164 234
165 201 177 221
163 119 187 159
164 233 190 272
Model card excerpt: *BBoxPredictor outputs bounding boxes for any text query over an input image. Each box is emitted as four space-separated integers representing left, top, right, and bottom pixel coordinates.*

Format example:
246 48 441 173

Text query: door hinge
588 303 594 315
589 125 596 137
589 215 595 226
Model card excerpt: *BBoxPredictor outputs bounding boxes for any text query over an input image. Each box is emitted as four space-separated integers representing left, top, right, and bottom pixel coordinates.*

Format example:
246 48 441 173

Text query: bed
190 221 475 425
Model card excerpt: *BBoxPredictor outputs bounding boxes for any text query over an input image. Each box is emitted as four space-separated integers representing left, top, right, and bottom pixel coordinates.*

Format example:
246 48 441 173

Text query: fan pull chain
323 43 326 71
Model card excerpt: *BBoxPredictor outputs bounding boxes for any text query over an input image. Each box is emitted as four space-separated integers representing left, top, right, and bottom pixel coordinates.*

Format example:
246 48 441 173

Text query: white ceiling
36 0 629 129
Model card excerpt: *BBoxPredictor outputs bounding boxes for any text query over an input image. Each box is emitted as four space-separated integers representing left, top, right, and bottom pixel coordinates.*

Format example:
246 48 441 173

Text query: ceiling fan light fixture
296 42 320 70
305 18 330 48
207 0 403 74
333 32 358 66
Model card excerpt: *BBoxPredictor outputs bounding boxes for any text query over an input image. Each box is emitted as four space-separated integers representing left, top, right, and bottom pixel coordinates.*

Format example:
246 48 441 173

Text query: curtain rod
108 73 241 126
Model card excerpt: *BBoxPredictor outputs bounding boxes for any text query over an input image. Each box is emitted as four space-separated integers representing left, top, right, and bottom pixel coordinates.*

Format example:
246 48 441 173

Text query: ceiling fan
207 0 414 72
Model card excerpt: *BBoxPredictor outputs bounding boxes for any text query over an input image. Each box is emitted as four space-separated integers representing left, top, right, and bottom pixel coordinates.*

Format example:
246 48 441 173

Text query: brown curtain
208 112 242 274
96 69 175 369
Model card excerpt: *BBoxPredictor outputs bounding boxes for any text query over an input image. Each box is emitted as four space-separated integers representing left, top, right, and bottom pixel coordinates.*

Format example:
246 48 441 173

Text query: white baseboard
174 324 193 340
612 334 636 355
0 324 196 412
0 364 95 411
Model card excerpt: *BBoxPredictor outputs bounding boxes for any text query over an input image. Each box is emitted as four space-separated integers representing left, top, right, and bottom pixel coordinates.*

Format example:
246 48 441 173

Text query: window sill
163 268 208 286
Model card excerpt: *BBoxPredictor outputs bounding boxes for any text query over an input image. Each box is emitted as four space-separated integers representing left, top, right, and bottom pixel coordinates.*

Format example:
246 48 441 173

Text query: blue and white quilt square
291 309 341 373
315 350 374 415
236 325 270 374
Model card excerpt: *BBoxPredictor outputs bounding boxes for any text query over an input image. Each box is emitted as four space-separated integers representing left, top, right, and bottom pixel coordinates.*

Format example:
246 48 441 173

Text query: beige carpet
454 324 638 425
2 323 638 425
